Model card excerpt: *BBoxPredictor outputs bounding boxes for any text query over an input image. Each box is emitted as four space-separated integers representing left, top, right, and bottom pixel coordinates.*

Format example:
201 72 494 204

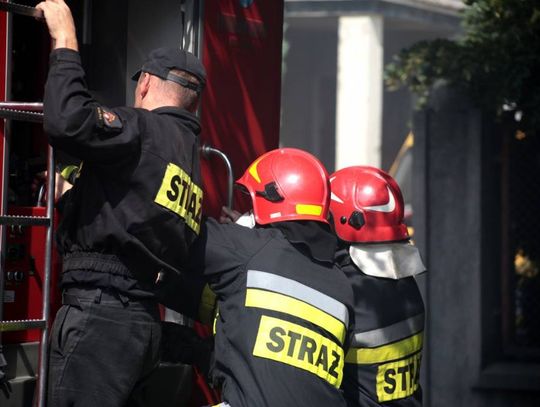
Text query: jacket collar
269 221 337 264
152 107 201 135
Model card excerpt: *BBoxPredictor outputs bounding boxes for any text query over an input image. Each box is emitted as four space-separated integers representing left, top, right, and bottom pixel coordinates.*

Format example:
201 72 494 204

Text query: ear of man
138 73 152 100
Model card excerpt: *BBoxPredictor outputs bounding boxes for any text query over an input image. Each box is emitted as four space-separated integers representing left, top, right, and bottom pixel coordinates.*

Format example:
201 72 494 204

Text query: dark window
501 126 540 359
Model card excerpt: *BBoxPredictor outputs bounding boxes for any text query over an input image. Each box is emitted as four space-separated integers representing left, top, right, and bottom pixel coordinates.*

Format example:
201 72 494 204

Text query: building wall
280 17 338 172
413 88 540 407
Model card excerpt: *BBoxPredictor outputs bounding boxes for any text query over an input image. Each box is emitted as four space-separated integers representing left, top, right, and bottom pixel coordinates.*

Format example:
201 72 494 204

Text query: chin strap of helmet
255 182 284 202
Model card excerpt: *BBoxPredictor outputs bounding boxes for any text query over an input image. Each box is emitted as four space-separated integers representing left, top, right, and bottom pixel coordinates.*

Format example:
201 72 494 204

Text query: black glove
0 347 12 399
219 206 241 224
160 322 214 376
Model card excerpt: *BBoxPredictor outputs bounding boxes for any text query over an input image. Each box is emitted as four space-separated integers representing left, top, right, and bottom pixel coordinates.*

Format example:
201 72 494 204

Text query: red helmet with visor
236 148 330 225
329 166 409 243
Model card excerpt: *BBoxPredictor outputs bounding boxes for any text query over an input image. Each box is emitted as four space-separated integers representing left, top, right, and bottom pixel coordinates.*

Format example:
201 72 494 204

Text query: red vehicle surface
0 1 284 406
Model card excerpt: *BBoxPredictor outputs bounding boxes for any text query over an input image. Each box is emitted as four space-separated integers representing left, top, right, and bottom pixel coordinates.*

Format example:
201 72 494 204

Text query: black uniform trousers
47 287 161 407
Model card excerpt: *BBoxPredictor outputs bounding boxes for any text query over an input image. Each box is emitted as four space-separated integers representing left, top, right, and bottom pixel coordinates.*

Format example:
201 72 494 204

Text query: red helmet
329 166 409 243
236 148 330 225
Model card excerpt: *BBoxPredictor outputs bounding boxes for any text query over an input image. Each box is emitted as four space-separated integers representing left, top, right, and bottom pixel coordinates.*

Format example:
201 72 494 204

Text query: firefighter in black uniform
329 166 426 407
37 1 205 406
187 148 355 407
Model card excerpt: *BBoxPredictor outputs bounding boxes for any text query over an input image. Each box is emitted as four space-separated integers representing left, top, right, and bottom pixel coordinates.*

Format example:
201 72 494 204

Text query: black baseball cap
131 47 206 93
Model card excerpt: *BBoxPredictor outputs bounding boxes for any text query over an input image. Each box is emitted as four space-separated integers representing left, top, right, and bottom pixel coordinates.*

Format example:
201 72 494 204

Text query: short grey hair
156 69 201 110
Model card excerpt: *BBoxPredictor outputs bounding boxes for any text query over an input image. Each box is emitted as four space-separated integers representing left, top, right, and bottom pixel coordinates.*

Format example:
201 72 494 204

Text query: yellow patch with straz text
376 352 421 401
154 163 203 234
252 315 344 388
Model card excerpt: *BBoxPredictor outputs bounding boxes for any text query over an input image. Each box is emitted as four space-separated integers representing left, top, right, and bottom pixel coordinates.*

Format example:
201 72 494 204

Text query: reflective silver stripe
212 403 231 407
247 270 349 327
352 313 425 347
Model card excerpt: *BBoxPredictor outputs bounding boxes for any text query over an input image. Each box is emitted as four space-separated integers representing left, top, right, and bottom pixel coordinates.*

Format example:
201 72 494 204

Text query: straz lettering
376 352 421 402
253 316 344 388
154 163 203 234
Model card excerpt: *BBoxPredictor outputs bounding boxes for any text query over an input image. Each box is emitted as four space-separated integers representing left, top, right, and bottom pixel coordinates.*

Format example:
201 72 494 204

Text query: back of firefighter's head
329 166 409 243
236 148 331 225
131 47 206 112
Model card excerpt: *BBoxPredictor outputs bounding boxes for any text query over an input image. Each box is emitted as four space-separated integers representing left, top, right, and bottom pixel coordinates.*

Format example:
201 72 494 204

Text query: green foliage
384 0 540 129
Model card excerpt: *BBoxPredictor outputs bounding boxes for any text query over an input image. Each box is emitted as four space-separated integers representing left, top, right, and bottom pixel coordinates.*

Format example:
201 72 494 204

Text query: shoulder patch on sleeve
96 107 123 130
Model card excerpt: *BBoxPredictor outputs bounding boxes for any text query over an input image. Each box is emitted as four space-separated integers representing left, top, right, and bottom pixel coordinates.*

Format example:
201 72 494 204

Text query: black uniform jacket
336 249 425 407
44 49 202 294
190 218 355 407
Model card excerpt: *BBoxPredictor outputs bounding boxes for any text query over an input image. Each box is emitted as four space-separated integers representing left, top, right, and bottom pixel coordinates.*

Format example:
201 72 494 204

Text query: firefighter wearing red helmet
188 148 355 407
330 166 426 407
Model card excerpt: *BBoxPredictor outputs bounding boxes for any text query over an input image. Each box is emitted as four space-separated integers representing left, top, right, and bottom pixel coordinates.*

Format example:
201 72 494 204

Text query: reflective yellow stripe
352 314 424 347
247 270 349 327
213 310 219 336
198 284 218 326
248 156 263 183
253 316 344 388
154 163 203 234
295 204 322 216
245 288 346 344
345 332 423 364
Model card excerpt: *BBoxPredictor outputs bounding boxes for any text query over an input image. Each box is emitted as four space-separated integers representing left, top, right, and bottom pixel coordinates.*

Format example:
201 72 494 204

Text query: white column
335 15 383 170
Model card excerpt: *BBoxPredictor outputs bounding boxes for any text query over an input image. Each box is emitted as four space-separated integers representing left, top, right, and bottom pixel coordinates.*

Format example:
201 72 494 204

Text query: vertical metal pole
0 121 9 322
181 0 204 57
0 9 13 404
0 0 13 343
37 146 54 407
183 0 205 121
82 0 93 45
195 0 204 59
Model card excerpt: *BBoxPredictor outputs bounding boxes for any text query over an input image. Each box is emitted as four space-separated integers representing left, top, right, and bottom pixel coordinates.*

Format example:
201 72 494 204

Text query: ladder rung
0 102 43 112
0 319 46 332
0 215 50 226
0 2 44 20
0 107 43 123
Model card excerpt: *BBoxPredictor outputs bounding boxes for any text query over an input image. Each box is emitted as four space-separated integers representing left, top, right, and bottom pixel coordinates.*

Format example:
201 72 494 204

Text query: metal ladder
0 4 51 405
0 102 52 407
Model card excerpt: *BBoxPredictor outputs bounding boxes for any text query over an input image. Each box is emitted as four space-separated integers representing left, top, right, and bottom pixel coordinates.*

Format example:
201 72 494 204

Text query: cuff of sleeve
49 48 82 66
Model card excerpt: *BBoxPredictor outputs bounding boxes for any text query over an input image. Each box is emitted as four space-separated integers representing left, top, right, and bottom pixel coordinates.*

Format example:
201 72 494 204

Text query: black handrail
0 1 44 20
